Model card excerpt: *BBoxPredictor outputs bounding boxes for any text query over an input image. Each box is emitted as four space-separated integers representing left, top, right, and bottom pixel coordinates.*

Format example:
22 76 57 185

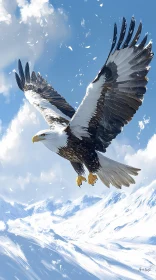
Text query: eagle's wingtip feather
18 59 25 88
25 62 30 83
15 72 24 91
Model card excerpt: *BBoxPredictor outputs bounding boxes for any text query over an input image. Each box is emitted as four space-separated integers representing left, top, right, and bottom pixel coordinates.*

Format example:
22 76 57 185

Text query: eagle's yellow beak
32 135 40 143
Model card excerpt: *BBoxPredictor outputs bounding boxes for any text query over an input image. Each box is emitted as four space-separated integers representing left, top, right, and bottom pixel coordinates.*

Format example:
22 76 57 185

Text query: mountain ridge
0 183 156 279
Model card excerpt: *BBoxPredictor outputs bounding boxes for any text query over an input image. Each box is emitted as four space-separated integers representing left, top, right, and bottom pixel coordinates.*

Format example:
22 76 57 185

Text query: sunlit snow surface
0 183 156 280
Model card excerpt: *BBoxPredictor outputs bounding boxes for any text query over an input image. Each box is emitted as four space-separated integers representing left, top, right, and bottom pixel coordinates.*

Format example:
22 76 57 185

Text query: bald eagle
15 17 153 188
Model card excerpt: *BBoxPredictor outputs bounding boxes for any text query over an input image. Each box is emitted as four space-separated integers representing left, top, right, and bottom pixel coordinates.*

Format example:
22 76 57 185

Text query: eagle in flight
15 17 154 188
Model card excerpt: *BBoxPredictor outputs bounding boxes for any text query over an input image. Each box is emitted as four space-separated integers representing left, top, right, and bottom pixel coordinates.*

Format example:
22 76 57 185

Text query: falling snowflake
137 116 150 139
68 46 73 51
81 18 85 28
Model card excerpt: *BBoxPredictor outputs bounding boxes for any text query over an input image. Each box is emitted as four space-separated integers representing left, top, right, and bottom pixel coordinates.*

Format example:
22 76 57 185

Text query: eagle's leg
88 173 98 186
76 175 87 187
82 150 99 186
70 162 86 187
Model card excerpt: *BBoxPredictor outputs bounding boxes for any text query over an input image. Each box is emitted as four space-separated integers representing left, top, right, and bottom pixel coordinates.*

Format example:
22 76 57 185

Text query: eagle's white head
32 129 68 153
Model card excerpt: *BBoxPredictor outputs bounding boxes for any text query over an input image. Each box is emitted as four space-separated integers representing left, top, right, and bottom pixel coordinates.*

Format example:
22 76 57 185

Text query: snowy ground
0 182 156 280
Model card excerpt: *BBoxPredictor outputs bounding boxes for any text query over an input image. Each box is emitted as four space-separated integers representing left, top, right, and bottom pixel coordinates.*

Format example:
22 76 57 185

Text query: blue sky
0 0 156 203
1 0 156 148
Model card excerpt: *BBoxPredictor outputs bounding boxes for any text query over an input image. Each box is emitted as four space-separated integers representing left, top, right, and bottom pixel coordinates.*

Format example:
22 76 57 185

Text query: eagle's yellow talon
76 176 86 187
88 173 98 185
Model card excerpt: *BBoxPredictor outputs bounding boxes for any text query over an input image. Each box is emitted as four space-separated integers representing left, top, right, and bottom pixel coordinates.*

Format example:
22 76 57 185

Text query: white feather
37 129 68 153
107 48 136 83
25 90 70 122
96 151 139 188
69 75 105 139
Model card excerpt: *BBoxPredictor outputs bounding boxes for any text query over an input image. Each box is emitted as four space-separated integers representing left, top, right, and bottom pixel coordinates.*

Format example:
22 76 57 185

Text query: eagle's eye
40 133 46 137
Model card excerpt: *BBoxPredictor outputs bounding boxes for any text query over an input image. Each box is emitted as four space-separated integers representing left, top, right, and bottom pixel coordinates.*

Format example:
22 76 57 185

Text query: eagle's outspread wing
67 17 154 151
15 60 75 129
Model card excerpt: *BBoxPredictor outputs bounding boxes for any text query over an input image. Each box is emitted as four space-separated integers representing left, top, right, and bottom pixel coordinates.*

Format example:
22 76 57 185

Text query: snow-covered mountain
0 183 156 280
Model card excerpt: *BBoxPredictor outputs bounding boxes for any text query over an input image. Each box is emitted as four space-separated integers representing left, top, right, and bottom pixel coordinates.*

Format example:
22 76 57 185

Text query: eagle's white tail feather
96 151 140 189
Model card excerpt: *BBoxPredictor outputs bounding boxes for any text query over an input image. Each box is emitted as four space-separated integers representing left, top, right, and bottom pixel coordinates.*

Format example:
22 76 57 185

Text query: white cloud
0 0 11 24
0 120 2 134
0 221 6 231
0 73 11 95
0 0 69 94
0 101 82 203
16 0 26 7
0 101 39 164
124 134 156 188
0 0 73 202
18 0 54 23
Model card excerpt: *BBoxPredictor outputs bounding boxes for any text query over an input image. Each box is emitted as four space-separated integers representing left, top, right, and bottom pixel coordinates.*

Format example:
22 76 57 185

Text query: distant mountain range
0 183 156 280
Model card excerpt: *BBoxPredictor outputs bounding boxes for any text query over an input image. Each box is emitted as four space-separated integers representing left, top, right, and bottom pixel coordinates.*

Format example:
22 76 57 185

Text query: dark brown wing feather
68 17 154 152
92 18 154 152
15 60 75 128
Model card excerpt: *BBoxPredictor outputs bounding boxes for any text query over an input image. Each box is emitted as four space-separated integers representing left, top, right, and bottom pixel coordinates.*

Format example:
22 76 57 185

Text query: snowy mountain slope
0 231 99 280
0 197 28 222
53 182 156 242
26 195 102 218
0 184 156 280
